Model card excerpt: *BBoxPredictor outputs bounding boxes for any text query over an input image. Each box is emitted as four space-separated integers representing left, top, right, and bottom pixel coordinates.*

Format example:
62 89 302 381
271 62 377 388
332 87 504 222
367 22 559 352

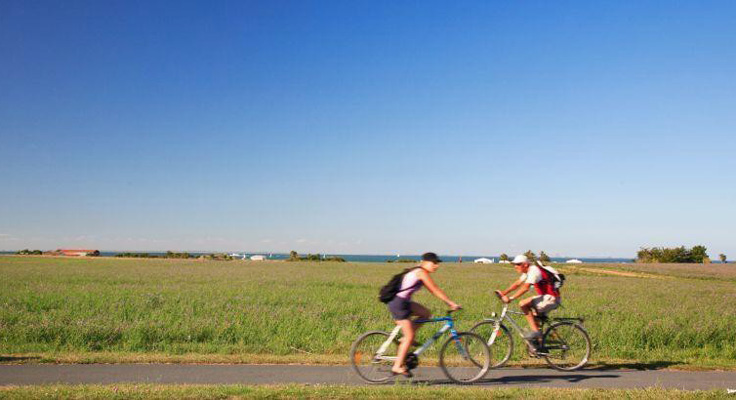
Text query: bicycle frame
485 302 530 345
375 315 460 359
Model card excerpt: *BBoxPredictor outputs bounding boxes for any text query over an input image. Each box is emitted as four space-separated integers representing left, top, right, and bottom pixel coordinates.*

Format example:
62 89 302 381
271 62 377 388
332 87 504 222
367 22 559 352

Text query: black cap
421 252 442 264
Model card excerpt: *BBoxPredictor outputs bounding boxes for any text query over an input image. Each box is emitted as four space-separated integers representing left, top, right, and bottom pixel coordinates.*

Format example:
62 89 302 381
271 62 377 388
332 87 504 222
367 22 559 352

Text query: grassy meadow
0 384 731 400
0 256 735 369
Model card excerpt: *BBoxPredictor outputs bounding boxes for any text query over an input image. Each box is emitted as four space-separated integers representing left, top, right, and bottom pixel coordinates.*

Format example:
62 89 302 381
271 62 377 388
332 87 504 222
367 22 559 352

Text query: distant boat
566 259 583 264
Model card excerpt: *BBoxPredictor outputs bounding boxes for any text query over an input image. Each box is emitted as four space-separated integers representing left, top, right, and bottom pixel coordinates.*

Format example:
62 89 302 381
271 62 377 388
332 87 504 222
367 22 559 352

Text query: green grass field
1 256 734 369
0 384 730 399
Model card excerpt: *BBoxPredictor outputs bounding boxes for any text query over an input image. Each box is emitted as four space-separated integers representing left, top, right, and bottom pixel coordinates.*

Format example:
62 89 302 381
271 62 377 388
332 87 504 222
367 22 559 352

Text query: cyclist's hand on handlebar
494 290 510 304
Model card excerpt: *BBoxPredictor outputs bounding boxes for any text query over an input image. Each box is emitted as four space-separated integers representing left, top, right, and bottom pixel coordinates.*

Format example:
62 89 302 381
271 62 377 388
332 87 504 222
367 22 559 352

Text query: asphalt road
1 364 735 390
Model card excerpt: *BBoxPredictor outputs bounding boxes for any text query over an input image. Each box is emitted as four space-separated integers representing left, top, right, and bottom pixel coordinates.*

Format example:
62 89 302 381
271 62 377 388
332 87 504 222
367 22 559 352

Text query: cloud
296 238 307 243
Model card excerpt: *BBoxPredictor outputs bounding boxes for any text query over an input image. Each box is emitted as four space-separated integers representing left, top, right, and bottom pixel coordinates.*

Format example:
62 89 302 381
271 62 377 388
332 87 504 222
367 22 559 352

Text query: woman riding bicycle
386 252 461 377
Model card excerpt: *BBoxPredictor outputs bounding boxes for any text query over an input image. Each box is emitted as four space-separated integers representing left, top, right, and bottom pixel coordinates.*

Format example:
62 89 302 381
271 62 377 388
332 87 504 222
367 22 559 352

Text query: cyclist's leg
533 294 560 315
393 319 414 373
410 301 431 318
397 302 430 347
409 301 431 329
519 297 541 334
525 295 560 347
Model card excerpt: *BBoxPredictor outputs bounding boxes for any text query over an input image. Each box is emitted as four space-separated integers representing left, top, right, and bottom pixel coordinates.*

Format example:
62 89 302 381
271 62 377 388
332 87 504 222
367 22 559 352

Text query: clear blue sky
2 1 735 257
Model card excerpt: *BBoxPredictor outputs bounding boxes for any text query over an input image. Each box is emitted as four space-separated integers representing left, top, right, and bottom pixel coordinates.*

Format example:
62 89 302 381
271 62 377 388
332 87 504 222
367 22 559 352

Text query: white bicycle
470 292 591 371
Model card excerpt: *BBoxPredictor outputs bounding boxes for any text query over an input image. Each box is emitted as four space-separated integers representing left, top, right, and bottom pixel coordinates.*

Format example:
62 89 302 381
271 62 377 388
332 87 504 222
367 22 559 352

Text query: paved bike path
1 364 735 390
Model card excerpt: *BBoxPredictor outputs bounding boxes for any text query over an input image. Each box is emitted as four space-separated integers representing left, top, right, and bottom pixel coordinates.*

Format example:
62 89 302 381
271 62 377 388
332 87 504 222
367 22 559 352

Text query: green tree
524 250 537 263
288 251 299 261
499 253 509 262
720 254 727 263
539 251 551 263
637 245 709 263
690 245 709 263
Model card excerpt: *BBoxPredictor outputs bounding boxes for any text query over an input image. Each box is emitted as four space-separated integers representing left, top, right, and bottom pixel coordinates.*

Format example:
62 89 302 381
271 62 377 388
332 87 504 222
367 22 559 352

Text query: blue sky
1 1 735 257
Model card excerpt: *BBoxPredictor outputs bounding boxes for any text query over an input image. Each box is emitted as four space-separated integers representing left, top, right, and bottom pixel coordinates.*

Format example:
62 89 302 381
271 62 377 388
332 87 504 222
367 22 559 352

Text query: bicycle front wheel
542 322 591 371
439 332 490 384
349 331 398 383
469 320 514 368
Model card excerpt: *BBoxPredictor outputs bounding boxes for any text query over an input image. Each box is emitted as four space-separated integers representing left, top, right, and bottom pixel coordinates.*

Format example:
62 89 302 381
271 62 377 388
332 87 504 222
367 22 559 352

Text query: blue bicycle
350 310 490 384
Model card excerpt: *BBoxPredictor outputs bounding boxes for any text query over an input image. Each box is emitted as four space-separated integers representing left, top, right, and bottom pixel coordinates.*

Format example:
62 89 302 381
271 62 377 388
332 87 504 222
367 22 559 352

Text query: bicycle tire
349 331 397 383
469 320 514 368
541 321 591 371
439 332 490 384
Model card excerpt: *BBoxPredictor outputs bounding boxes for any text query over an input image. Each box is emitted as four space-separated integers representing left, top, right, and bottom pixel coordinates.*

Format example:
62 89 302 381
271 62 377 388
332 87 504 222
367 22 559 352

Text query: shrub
636 245 710 263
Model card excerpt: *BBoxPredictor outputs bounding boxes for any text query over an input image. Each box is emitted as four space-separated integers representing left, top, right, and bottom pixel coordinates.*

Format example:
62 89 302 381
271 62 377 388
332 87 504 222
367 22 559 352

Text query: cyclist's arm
417 269 459 308
500 277 525 296
506 282 532 302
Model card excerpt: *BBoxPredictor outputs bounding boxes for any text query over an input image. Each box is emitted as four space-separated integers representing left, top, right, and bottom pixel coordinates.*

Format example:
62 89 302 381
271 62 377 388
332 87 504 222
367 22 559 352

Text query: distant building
250 255 266 261
57 249 100 257
474 257 495 264
566 259 583 264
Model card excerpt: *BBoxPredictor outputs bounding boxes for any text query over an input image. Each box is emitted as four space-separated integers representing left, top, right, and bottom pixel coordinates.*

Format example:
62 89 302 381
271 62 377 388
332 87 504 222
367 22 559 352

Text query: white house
566 259 583 264
473 258 495 264
250 255 266 261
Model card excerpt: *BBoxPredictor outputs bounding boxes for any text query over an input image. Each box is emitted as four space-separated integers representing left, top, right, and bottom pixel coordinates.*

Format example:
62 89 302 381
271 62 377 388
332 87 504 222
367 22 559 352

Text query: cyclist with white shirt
496 255 561 344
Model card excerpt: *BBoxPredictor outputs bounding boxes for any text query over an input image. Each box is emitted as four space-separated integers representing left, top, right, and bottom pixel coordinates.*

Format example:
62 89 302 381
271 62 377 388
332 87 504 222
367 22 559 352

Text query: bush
16 249 42 255
636 245 710 263
165 251 191 259
286 251 345 262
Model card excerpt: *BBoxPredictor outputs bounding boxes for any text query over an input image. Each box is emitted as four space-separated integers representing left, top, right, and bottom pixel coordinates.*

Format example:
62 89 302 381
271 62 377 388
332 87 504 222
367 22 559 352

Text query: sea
0 251 632 263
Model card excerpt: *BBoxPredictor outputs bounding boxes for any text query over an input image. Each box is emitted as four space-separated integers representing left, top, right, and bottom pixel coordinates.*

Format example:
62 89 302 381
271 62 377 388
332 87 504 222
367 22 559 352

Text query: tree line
636 245 711 263
287 251 345 262
498 250 551 263
16 249 42 255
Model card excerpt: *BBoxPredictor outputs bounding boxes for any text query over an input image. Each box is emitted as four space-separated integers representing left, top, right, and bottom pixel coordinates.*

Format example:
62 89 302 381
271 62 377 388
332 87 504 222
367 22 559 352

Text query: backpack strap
535 261 559 280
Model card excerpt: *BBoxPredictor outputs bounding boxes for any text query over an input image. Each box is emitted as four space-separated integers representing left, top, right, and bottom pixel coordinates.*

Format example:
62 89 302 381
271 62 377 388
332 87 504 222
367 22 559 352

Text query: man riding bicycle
496 255 561 346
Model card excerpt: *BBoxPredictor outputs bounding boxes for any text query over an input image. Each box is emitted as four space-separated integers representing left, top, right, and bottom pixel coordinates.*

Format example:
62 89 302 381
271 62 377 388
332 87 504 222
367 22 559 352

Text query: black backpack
378 267 421 303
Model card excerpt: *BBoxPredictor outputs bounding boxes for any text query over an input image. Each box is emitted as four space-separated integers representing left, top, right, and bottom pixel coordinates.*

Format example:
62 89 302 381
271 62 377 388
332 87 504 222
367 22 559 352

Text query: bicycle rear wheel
469 320 514 368
349 331 398 383
542 322 591 371
439 332 490 384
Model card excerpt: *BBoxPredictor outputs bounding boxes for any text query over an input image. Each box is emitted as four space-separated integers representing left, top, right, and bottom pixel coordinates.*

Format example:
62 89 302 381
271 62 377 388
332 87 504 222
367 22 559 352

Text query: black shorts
387 297 413 320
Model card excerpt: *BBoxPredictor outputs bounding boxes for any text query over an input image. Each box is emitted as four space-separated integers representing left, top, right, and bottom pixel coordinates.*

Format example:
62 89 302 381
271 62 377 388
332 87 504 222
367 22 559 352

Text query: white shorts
531 294 560 314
